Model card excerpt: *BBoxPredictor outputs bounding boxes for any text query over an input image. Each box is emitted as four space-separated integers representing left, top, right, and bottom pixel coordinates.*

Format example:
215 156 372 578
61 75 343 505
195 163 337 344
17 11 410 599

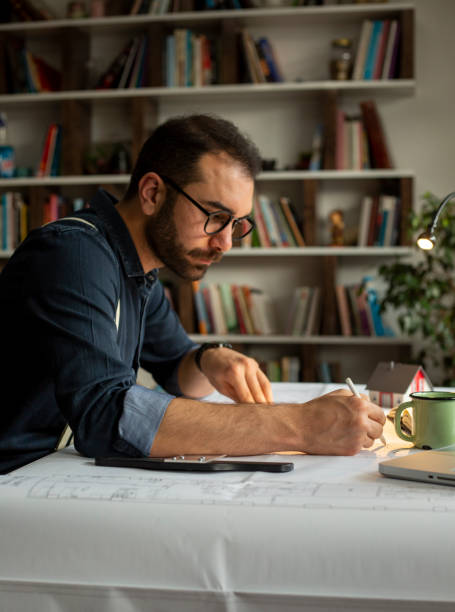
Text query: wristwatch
194 342 233 372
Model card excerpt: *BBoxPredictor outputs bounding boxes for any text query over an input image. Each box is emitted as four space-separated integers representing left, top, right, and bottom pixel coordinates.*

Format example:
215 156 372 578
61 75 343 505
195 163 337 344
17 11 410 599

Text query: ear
137 172 166 216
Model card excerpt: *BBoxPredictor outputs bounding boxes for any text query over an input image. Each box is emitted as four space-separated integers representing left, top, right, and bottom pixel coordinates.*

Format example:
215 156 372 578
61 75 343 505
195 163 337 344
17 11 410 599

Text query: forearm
176 348 215 398
150 397 302 457
149 390 387 457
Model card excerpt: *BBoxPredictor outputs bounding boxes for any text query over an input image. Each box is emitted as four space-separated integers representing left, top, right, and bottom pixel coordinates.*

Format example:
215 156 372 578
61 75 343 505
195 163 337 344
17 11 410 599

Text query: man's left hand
199 347 273 404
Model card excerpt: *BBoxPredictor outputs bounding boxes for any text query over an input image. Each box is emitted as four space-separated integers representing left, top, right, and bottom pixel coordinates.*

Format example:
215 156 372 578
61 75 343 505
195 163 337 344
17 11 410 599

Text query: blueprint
2 444 455 512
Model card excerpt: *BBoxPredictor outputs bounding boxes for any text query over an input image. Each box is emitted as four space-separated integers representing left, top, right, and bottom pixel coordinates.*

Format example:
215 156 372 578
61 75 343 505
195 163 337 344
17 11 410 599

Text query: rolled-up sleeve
117 385 175 455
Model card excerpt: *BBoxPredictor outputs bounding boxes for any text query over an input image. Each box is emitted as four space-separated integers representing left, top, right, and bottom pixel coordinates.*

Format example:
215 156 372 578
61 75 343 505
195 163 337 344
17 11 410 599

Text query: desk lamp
416 192 455 250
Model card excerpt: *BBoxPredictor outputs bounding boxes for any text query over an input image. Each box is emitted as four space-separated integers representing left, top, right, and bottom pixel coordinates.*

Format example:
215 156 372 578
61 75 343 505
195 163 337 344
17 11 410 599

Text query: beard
145 200 223 281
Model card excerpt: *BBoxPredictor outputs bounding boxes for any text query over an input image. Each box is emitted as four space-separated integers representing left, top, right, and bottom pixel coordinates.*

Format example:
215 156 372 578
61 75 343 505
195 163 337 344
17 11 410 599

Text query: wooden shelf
0 79 416 106
0 4 415 34
0 169 415 188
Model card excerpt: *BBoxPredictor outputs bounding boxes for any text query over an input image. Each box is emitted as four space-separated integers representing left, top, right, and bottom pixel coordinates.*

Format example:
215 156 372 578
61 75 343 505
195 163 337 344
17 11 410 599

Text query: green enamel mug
395 391 455 449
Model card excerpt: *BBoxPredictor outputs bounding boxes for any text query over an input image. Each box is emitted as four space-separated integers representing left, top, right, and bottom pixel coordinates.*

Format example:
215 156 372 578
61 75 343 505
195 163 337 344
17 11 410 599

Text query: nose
208 224 233 252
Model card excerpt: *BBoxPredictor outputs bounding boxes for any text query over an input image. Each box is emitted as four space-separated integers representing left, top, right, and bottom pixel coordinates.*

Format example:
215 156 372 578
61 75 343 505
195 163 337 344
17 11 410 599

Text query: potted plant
379 192 455 385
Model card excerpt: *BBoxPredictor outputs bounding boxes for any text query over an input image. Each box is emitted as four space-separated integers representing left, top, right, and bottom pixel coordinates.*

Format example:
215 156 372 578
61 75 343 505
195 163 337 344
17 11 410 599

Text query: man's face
145 153 254 281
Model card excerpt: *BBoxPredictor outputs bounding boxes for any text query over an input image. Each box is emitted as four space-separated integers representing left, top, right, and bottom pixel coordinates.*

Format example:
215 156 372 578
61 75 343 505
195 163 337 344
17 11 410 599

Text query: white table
1 383 455 611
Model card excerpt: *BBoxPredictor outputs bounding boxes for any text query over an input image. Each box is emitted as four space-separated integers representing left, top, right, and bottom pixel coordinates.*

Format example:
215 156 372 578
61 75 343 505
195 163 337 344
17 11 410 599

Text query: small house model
366 361 433 408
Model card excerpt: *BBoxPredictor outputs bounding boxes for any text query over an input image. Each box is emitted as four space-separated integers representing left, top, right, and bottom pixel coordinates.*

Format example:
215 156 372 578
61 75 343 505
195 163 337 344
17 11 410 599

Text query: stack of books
285 286 321 336
240 30 284 84
322 98 393 170
262 356 301 382
352 19 400 81
357 194 401 247
192 282 278 335
243 195 305 248
335 279 394 338
96 35 148 89
0 192 28 251
3 40 61 93
165 30 216 87
36 124 61 177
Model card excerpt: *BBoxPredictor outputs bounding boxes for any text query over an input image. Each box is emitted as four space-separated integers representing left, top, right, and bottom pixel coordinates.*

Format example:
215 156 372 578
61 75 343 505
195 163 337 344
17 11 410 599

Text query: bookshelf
0 1 416 382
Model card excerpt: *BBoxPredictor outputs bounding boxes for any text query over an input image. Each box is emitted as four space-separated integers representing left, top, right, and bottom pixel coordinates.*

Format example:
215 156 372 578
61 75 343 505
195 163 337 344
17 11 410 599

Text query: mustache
188 249 223 263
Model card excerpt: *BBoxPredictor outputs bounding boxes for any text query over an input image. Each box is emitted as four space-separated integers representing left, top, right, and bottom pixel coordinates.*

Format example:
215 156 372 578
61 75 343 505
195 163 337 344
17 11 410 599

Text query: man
0 114 385 473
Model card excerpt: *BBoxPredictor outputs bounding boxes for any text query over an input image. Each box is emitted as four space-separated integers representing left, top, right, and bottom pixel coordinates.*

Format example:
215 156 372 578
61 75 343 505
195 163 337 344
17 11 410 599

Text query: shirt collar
90 189 158 282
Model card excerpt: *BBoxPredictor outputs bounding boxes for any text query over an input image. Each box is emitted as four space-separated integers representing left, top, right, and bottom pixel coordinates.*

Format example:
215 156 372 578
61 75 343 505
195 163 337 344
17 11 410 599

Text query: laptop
379 449 455 487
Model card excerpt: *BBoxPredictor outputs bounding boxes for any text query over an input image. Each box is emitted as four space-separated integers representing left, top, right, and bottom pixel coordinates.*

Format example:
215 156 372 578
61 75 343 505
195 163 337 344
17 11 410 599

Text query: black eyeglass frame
160 175 255 240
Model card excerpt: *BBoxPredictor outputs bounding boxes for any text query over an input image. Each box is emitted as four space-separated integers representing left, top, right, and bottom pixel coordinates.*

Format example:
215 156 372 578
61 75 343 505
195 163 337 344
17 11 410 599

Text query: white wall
387 0 455 203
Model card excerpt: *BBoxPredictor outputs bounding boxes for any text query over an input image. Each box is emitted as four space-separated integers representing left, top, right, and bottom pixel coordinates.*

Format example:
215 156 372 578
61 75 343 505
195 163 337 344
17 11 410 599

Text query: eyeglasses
161 175 255 241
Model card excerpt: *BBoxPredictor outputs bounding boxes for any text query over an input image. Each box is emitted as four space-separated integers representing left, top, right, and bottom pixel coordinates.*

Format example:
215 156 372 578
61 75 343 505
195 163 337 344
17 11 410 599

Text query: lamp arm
428 192 455 233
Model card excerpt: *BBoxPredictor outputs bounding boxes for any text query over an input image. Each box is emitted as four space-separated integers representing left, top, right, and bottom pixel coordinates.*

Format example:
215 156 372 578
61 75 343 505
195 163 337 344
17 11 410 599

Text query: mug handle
394 401 414 443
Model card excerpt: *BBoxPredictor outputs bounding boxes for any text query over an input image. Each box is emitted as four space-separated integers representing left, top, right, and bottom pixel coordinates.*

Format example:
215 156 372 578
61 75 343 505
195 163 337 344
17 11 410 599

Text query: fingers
234 363 273 404
215 355 273 405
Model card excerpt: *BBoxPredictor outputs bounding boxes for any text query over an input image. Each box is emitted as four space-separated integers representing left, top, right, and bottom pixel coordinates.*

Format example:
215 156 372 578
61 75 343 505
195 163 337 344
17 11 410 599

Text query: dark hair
123 114 262 201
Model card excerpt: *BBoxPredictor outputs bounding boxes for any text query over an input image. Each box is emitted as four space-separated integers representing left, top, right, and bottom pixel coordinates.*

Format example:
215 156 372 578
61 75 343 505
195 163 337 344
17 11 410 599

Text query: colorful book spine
363 20 383 80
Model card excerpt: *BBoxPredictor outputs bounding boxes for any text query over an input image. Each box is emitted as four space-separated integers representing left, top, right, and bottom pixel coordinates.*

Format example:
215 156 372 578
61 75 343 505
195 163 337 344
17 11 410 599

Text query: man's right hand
298 389 386 456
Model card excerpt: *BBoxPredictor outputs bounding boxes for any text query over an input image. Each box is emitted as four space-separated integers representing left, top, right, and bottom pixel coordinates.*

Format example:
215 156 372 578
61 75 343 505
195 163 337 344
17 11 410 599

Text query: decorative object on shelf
67 1 87 18
261 159 276 171
329 38 352 80
83 142 131 175
379 192 455 385
329 209 344 246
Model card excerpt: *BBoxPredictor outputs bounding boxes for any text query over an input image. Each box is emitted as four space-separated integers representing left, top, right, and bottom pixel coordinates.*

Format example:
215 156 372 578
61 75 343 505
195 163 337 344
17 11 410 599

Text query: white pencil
345 377 386 446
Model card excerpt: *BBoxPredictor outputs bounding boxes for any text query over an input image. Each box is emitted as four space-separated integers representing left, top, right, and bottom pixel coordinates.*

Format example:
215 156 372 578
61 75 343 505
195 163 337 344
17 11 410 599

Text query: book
362 277 386 337
249 289 278 335
357 195 373 247
256 37 284 83
382 20 400 79
322 91 337 170
128 35 147 88
367 195 380 246
335 108 345 170
36 124 54 177
257 195 281 247
49 124 61 176
335 285 352 336
208 284 227 334
252 198 270 247
373 20 390 79
32 54 61 91
241 29 265 84
379 194 398 247
270 199 295 247
345 285 363 336
349 117 362 170
192 281 209 334
117 36 141 89
165 35 176 87
304 286 321 335
363 20 383 80
231 284 247 334
291 286 312 336
352 20 373 80
279 197 305 247
360 99 393 169
96 38 136 89
219 283 238 332
308 124 323 171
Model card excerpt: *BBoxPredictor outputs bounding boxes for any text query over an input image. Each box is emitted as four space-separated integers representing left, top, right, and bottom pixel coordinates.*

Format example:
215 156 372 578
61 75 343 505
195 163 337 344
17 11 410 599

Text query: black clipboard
95 456 294 473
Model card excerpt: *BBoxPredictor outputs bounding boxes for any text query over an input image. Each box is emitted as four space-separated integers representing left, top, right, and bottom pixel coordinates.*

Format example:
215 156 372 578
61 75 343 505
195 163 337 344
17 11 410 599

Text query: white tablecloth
1 383 455 611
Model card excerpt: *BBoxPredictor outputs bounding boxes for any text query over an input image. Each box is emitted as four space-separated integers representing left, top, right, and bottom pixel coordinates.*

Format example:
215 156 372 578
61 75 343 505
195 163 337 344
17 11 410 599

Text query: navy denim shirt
0 189 196 473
